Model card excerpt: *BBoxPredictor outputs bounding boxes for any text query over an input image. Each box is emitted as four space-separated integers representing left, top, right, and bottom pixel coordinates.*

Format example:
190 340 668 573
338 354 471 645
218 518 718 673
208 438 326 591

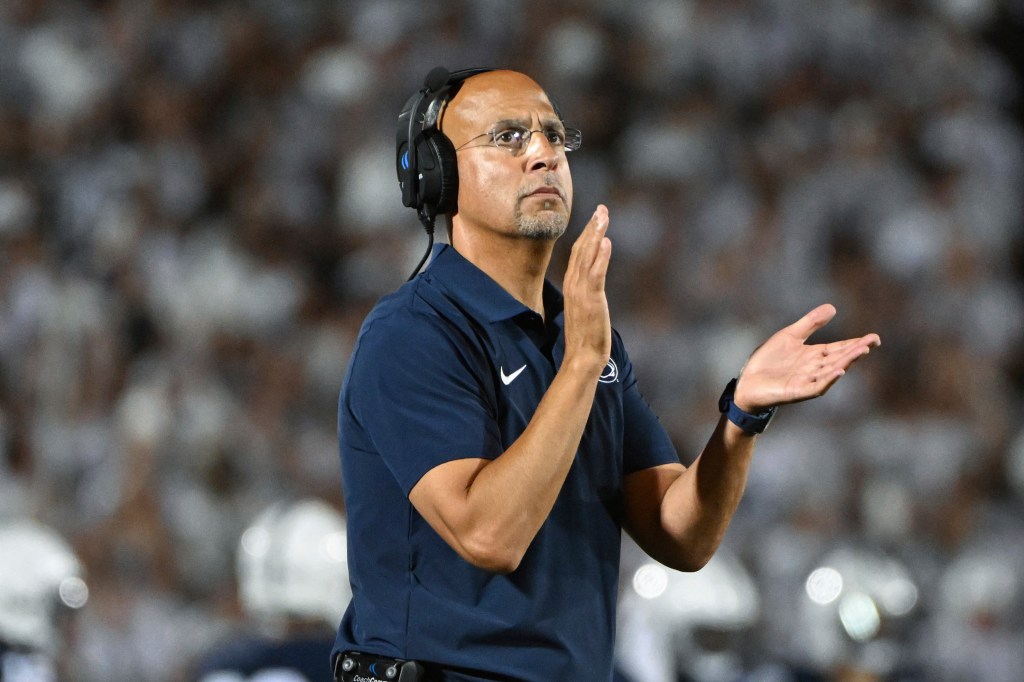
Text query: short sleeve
343 309 503 495
615 332 681 474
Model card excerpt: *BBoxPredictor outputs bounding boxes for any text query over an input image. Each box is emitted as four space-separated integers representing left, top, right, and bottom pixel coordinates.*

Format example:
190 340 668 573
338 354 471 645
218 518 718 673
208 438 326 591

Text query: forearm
625 305 879 572
432 356 603 571
654 417 756 570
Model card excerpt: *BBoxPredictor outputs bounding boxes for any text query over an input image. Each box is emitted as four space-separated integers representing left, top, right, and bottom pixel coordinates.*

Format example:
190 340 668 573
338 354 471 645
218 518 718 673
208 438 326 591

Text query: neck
451 226 552 316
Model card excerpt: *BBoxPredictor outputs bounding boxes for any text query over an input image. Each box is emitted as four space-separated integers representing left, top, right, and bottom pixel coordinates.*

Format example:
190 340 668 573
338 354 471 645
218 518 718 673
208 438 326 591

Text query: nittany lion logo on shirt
598 358 619 384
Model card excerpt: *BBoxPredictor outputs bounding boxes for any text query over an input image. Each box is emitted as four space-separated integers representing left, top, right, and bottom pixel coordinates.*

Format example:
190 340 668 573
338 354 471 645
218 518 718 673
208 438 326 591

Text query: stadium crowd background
1 0 1023 679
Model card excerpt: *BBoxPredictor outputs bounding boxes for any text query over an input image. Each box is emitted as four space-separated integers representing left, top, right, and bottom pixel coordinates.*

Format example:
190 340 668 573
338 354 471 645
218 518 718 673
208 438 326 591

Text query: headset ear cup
431 134 459 214
415 133 458 215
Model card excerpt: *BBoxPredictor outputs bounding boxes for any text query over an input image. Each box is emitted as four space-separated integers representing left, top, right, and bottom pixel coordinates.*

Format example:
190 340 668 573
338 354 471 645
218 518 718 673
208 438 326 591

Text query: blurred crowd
0 0 1023 680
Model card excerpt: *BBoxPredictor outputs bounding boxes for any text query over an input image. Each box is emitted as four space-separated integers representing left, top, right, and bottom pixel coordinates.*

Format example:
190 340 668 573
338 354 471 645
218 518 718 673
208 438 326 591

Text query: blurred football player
192 498 350 682
925 539 1024 682
786 545 922 681
615 546 760 682
0 519 89 682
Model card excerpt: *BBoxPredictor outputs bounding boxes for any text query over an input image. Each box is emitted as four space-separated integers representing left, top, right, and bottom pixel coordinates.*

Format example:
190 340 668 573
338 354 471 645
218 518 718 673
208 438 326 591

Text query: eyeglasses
455 124 583 156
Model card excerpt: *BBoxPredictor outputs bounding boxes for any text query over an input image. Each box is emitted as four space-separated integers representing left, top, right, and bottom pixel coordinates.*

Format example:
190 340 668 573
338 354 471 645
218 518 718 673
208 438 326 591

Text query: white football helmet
0 519 88 653
237 499 351 631
616 547 761 682
924 539 1024 681
793 545 919 675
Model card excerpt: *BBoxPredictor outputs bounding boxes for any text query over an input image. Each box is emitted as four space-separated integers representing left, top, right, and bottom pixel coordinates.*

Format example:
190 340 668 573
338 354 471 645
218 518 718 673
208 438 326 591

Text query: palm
733 304 881 412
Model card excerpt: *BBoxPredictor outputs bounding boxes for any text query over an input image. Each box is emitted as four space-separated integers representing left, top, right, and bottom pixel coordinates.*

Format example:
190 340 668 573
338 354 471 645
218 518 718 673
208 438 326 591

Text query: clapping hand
732 304 881 413
562 205 612 374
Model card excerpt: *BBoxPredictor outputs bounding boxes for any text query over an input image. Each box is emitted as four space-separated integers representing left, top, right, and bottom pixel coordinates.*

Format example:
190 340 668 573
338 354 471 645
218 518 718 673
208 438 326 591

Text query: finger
822 333 882 356
571 205 608 282
581 205 609 273
822 338 859 355
835 341 877 370
787 303 837 341
588 237 612 289
565 219 585 280
811 371 846 397
820 340 877 376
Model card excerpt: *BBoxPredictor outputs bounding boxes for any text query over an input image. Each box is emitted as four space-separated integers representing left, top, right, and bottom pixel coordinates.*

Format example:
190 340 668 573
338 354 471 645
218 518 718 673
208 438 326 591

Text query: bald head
440 70 559 149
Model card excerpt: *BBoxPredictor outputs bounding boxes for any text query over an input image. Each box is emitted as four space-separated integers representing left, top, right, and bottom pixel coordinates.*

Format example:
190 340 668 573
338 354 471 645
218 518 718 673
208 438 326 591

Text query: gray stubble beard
514 212 567 240
514 200 568 240
512 172 570 239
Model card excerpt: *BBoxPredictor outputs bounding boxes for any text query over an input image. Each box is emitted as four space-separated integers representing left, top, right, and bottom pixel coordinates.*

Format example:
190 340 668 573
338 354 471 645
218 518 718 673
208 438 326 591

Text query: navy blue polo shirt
334 244 679 681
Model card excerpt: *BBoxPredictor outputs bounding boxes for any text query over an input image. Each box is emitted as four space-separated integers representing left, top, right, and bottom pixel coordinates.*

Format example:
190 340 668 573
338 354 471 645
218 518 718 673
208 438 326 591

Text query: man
192 498 349 682
333 68 880 681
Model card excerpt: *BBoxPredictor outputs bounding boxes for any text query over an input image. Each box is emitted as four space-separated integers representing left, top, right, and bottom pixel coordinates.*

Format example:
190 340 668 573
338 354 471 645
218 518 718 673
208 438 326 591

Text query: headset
396 66 493 280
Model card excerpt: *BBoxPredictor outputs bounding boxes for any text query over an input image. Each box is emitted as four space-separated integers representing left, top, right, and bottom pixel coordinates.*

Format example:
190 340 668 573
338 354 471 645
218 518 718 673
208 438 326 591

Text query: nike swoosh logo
500 364 527 386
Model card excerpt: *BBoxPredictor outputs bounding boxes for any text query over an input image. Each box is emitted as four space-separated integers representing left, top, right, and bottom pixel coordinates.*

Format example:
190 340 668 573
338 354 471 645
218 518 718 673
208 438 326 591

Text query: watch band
718 378 776 434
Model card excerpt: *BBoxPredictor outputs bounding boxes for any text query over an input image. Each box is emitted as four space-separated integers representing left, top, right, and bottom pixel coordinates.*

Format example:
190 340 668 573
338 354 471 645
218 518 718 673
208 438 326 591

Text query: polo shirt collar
424 244 563 324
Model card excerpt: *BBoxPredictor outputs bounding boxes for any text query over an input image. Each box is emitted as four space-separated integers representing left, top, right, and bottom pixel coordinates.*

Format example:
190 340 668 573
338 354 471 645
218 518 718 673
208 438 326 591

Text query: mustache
517 174 565 201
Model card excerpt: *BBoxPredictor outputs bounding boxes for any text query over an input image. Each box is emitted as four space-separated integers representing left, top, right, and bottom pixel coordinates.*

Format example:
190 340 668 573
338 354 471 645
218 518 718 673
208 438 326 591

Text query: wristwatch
718 378 777 434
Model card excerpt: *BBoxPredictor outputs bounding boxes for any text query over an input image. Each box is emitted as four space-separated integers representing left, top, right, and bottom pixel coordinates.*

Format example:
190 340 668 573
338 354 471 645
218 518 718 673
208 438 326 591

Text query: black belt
334 651 519 682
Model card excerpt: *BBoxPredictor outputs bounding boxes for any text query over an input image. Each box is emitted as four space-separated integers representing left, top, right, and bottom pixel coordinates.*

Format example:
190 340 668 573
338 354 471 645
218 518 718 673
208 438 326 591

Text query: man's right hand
561 204 612 377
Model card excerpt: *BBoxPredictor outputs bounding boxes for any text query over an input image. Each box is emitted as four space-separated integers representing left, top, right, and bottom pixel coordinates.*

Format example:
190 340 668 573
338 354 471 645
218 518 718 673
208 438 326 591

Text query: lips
525 187 564 201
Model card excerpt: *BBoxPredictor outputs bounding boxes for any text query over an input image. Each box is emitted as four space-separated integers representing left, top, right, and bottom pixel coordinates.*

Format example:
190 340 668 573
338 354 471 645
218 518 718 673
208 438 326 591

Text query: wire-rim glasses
455 124 583 156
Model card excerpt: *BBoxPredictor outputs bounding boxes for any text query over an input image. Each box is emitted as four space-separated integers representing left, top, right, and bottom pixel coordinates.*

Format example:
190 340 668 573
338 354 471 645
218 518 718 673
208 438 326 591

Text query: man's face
441 71 574 241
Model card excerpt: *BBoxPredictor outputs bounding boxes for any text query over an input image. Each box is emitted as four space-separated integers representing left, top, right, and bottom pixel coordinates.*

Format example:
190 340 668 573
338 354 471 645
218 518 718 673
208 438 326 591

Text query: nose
524 131 559 172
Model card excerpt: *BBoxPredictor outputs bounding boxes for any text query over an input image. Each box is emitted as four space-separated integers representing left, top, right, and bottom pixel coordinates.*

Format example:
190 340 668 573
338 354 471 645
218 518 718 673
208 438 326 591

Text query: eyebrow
489 117 565 132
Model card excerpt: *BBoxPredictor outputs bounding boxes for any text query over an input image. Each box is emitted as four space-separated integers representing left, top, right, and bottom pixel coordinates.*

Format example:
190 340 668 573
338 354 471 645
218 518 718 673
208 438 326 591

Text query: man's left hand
732 303 881 413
